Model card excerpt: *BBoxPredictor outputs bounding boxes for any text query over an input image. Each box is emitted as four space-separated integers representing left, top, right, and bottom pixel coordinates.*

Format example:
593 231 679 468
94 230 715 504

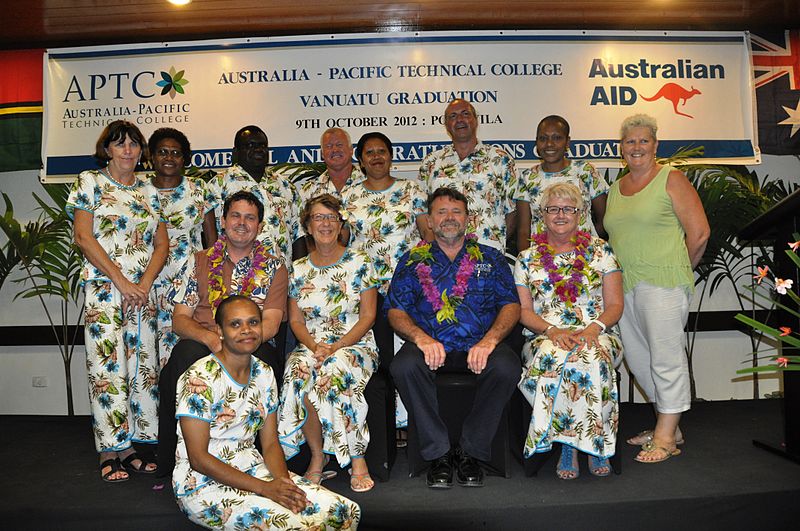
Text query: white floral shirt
150 175 214 285
298 166 363 204
341 179 426 286
515 160 609 237
257 170 302 264
66 169 164 283
418 142 517 251
174 354 278 497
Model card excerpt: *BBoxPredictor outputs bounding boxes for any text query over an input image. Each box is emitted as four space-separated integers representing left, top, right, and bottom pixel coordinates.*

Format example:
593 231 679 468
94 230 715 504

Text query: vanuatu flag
0 49 44 172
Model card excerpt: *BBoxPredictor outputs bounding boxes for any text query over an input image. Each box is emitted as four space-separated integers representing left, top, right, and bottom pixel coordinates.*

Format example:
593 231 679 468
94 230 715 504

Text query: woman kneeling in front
174 295 360 530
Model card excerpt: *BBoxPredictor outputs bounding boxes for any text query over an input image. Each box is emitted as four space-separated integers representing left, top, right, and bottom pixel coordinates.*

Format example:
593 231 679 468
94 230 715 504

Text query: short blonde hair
620 113 658 141
540 182 584 211
320 127 351 147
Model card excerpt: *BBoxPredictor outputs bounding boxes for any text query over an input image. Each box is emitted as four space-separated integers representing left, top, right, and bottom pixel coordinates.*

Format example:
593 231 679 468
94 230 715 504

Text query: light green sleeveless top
605 165 694 293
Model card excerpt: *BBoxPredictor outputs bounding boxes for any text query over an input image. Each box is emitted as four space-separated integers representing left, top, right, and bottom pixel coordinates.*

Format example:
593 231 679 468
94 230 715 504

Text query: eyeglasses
155 148 183 158
542 206 580 215
310 213 341 222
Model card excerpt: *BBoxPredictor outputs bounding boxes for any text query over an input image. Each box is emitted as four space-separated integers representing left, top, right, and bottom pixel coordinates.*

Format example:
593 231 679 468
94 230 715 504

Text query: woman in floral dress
514 183 623 479
278 194 379 493
175 295 360 530
147 127 216 367
342 132 427 434
68 120 169 482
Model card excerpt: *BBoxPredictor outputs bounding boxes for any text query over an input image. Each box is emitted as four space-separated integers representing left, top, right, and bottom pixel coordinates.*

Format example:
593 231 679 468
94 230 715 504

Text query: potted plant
0 183 83 415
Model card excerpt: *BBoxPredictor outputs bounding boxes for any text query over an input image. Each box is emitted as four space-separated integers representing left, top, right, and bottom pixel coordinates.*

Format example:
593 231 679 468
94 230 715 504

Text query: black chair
405 371 513 478
363 295 398 481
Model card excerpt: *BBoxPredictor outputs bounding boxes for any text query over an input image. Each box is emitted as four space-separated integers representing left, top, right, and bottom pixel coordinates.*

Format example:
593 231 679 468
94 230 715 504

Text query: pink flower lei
407 233 483 324
206 236 270 314
531 231 592 307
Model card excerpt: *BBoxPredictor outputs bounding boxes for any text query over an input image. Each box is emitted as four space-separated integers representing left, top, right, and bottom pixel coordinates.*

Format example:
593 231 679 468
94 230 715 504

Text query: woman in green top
604 114 710 464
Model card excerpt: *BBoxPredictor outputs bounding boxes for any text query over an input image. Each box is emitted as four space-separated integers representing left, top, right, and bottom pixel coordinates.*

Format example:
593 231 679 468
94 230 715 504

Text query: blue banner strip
45 139 754 176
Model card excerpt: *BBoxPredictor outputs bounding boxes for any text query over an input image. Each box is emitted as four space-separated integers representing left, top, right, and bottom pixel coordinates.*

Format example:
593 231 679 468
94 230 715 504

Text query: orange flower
789 240 800 252
779 327 792 336
754 266 769 284
777 357 789 368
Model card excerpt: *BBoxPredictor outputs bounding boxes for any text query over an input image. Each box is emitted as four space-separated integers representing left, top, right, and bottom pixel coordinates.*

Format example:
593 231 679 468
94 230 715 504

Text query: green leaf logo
156 67 189 99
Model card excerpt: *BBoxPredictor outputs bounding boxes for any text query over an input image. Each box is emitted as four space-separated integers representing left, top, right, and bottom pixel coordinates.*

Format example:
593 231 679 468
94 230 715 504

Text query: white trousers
618 282 691 414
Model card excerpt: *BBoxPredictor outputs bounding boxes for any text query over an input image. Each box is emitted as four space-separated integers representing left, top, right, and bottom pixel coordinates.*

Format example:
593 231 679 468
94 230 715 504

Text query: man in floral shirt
418 99 518 253
298 127 363 203
386 188 520 489
155 191 288 478
208 125 300 265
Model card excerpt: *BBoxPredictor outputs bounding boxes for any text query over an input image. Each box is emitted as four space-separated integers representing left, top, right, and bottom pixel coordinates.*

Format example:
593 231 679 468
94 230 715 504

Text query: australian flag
753 30 800 155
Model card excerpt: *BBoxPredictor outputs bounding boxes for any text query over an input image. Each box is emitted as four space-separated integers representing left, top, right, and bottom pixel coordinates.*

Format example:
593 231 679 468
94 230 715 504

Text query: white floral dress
278 249 380 467
175 354 360 530
258 171 302 265
67 169 165 451
341 178 426 292
515 160 609 238
150 174 214 365
418 142 517 251
514 237 623 458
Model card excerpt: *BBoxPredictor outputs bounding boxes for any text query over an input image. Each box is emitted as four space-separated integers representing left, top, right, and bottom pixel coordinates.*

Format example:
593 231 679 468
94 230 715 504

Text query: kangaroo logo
641 83 701 118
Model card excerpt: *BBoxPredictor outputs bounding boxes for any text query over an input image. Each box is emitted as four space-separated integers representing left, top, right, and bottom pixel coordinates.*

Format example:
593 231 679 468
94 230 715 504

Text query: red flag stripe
0 49 44 107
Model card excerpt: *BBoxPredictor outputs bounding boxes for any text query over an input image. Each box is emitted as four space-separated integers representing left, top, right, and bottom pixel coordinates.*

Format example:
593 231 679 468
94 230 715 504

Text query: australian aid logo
588 58 725 119
59 66 191 129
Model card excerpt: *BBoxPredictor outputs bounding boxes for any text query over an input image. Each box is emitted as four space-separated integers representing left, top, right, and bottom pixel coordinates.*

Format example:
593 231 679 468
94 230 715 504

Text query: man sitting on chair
386 187 521 489
156 190 288 479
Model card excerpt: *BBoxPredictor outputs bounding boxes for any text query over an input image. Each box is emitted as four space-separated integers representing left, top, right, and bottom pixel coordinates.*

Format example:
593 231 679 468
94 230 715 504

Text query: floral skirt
278 343 378 467
177 467 361 530
518 333 622 458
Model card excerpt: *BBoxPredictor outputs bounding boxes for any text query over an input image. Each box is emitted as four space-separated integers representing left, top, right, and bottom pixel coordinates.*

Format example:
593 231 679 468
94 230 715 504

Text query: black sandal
100 458 129 483
120 452 158 475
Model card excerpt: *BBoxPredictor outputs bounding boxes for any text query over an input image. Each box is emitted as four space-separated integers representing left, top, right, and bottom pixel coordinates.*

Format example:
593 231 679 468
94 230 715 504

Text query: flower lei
407 233 484 324
206 235 270 314
531 230 592 307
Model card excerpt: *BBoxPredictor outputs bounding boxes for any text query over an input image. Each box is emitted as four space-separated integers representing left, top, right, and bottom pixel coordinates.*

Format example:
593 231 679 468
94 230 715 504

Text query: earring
219 335 224 340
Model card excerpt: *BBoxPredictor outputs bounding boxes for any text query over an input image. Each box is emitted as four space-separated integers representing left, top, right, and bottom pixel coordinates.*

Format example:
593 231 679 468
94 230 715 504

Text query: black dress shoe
426 452 453 489
455 447 484 487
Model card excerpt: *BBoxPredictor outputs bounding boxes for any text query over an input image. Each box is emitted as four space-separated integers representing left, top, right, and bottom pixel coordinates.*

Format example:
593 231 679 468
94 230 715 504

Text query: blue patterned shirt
386 240 519 352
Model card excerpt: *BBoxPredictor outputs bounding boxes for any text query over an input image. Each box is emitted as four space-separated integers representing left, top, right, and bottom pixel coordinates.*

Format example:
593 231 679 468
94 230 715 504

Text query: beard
433 221 466 242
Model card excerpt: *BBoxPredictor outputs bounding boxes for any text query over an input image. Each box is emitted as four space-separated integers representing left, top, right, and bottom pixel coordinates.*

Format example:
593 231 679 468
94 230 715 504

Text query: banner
0 50 43 173
42 30 757 182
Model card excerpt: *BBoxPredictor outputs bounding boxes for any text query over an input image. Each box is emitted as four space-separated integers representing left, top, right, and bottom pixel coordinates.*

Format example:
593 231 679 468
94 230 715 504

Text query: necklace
206 236 270 314
407 234 483 324
531 231 592 307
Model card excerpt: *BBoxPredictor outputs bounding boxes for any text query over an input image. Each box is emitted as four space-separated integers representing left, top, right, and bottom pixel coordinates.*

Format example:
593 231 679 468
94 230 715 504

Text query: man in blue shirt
387 187 520 489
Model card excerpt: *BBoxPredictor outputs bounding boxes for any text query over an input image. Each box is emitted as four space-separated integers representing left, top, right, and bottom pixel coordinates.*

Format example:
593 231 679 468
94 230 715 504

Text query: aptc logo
62 66 189 102
156 67 189 99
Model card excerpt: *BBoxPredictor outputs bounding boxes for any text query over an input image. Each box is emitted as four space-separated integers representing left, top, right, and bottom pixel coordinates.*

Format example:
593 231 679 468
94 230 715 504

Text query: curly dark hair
147 128 191 162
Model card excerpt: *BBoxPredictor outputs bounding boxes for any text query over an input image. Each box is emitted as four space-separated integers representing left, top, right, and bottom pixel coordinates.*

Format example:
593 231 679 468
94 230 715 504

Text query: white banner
42 30 757 182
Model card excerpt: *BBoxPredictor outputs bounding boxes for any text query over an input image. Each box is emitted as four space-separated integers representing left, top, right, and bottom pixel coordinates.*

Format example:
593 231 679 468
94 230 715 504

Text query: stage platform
1 399 797 530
